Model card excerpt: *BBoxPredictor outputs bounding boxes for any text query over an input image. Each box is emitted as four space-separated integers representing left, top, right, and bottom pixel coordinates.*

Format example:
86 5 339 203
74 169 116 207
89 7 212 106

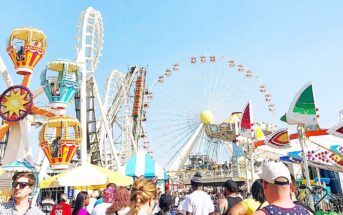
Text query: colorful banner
265 128 291 149
328 122 343 139
240 101 254 138
280 82 319 128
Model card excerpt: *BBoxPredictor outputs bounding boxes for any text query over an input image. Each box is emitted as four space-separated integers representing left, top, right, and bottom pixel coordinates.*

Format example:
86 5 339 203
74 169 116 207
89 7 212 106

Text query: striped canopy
120 150 167 180
0 160 35 173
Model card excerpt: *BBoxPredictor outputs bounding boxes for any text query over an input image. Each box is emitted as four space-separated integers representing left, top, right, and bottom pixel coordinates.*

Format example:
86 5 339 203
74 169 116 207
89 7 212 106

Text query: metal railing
177 168 242 185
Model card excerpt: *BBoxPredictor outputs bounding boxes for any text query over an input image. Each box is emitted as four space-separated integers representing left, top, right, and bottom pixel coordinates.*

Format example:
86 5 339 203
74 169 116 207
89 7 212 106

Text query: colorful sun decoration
0 85 33 122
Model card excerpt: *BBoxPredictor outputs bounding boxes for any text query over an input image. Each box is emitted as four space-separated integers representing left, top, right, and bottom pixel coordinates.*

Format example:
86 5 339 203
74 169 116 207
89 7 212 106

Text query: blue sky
0 1 343 163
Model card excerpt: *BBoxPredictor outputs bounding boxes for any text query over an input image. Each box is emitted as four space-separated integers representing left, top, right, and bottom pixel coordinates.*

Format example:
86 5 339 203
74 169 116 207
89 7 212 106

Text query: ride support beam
0 123 11 141
92 77 121 169
0 56 14 88
297 125 315 211
31 106 56 118
2 123 25 164
169 124 204 173
21 74 31 87
32 86 45 99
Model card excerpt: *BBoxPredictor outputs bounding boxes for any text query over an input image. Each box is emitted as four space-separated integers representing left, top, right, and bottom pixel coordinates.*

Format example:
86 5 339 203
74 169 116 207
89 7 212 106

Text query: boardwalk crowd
0 162 322 215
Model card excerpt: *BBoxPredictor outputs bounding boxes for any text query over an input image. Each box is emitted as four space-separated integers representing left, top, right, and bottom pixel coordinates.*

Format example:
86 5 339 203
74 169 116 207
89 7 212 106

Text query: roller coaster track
96 66 147 167
74 65 147 168
90 67 137 167
105 66 138 129
75 7 147 168
75 78 101 165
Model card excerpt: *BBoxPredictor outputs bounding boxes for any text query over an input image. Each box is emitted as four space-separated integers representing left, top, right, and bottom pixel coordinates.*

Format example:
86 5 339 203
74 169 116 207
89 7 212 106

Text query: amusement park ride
145 55 277 178
0 27 85 170
0 11 280 188
0 7 279 184
73 7 147 169
0 7 149 174
145 55 343 207
0 9 342 210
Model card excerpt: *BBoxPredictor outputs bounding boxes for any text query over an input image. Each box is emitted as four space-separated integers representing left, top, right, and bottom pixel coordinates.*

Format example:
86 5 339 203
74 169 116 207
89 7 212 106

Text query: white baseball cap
261 161 291 185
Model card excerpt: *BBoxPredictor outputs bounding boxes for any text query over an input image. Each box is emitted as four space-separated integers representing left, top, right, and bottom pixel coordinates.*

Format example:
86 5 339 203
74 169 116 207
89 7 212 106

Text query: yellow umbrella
39 164 133 189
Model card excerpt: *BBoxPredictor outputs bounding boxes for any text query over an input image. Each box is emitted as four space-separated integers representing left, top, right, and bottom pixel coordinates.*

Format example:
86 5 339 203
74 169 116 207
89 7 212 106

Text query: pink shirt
78 208 90 215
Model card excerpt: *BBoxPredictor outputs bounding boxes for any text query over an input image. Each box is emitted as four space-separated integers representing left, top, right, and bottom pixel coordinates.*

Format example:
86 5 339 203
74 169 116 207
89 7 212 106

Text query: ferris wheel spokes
163 127 203 168
151 122 200 161
170 123 204 173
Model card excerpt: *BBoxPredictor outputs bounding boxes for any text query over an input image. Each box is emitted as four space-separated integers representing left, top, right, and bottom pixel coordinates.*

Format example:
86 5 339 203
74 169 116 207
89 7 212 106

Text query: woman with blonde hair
129 176 158 215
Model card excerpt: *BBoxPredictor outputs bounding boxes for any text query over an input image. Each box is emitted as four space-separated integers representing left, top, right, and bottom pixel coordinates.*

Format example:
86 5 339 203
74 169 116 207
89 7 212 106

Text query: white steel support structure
98 66 148 168
76 29 89 165
170 124 204 173
297 125 315 211
92 77 121 168
101 70 125 166
121 92 133 164
75 8 147 169
75 7 104 165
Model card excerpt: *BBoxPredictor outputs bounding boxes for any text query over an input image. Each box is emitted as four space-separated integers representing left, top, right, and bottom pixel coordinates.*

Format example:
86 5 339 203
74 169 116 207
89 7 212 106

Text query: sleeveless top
226 196 242 215
261 204 310 215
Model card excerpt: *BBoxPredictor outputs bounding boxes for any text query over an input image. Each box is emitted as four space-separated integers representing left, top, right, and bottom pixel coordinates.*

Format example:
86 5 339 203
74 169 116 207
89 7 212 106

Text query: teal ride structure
41 60 82 110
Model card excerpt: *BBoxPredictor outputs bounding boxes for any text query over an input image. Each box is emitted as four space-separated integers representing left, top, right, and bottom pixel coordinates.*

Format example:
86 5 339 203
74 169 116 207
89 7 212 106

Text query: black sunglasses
12 182 30 189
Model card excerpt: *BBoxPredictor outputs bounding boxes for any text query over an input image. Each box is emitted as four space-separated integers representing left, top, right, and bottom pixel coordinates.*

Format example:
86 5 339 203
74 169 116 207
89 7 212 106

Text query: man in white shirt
182 172 214 215
86 192 98 214
173 192 180 209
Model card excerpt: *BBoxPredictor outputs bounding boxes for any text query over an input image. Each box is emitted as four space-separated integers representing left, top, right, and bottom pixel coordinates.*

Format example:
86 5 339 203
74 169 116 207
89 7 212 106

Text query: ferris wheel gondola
146 55 276 171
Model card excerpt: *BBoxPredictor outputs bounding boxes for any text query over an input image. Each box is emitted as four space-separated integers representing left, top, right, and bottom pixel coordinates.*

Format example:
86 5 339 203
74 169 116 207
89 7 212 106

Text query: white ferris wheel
145 55 276 172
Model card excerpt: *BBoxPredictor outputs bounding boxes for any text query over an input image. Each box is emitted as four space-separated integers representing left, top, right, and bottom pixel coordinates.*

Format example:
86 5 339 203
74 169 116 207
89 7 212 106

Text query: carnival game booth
120 150 168 192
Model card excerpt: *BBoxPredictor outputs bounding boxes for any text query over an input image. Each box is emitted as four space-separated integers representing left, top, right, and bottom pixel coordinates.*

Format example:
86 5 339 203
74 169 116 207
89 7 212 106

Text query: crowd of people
0 161 316 215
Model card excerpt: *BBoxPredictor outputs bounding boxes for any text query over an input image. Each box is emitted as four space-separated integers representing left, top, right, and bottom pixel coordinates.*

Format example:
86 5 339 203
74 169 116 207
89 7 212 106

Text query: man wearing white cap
253 162 311 215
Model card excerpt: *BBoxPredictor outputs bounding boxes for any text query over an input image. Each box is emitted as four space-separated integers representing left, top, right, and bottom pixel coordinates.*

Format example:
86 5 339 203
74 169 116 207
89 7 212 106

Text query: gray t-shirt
0 200 45 215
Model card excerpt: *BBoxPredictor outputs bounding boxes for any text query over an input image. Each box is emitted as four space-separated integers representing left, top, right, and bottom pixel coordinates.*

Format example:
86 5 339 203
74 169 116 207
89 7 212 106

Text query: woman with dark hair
73 191 90 215
105 186 131 215
229 179 268 215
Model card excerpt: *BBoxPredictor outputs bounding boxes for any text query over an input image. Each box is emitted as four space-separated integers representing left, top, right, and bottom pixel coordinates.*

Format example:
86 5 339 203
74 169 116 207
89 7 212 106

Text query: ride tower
39 60 83 170
74 7 148 170
0 27 56 164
